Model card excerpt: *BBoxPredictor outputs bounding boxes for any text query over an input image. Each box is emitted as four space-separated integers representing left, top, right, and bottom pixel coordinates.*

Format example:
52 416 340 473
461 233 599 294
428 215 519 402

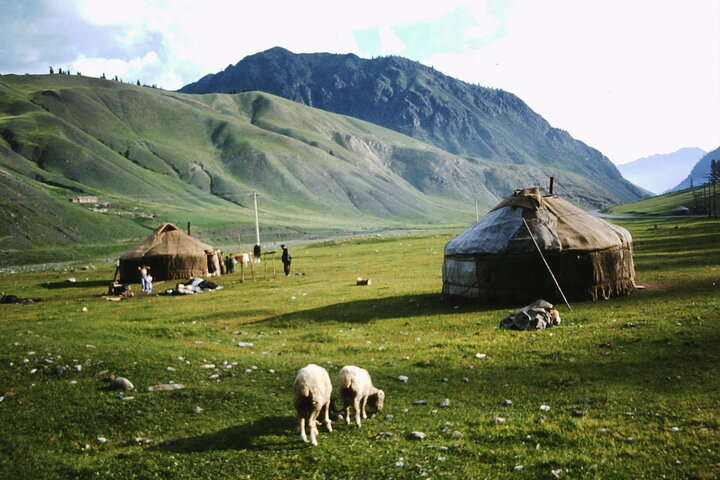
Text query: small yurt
119 223 214 283
442 187 635 303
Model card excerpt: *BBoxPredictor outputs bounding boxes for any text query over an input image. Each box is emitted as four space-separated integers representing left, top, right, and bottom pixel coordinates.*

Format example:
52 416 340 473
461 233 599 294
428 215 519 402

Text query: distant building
69 195 98 204
672 206 690 215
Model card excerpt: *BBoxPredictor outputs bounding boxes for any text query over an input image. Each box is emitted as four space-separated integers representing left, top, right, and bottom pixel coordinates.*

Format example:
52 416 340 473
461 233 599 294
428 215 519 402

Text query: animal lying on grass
293 364 333 446
338 365 385 428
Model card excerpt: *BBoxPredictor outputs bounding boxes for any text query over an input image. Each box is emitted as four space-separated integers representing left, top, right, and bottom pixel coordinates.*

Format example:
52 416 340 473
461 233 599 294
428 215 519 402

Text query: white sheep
293 364 333 445
338 365 385 428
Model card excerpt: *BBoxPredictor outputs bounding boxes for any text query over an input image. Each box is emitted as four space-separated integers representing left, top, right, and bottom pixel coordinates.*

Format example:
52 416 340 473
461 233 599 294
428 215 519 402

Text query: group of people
139 265 153 292
137 244 292 291
206 244 292 277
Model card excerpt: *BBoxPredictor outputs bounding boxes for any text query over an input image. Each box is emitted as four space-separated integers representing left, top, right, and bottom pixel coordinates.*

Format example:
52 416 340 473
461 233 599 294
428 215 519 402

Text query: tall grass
0 218 718 479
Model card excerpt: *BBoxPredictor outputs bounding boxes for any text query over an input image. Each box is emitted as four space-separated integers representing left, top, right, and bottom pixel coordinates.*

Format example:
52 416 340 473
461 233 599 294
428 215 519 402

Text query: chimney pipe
187 222 191 236
549 177 555 195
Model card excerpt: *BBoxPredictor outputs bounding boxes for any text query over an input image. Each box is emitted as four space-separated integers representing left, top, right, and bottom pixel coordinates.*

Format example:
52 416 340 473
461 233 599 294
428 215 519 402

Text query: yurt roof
120 223 214 260
445 187 632 256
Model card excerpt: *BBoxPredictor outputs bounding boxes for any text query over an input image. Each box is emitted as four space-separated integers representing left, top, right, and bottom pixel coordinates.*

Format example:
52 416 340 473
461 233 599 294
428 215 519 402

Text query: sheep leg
308 409 320 446
344 403 352 425
299 416 308 443
322 402 333 432
361 395 369 420
353 397 362 427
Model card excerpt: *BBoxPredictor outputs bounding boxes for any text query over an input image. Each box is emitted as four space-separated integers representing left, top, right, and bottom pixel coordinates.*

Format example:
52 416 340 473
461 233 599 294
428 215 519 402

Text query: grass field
0 217 718 479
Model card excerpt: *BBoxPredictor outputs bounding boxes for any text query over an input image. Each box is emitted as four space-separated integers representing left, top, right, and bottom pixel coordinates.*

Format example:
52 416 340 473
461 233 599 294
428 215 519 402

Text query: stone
147 384 185 392
438 398 451 407
409 431 426 440
110 377 134 391
397 375 409 382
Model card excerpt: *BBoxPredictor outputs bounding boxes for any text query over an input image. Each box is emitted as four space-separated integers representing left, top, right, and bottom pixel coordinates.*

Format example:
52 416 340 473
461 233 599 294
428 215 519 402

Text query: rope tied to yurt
522 217 572 311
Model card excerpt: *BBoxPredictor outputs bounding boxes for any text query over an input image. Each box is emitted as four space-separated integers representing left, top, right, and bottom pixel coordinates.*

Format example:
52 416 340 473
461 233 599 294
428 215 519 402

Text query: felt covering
119 223 214 283
442 188 635 302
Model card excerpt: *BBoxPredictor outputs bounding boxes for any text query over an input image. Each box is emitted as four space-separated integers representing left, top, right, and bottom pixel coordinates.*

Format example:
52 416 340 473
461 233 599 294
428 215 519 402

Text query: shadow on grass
156 416 302 452
42 279 110 289
252 293 507 326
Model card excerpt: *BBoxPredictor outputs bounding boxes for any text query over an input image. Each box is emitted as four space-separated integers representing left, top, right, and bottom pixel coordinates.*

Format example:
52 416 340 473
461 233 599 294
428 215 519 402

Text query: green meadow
0 217 718 479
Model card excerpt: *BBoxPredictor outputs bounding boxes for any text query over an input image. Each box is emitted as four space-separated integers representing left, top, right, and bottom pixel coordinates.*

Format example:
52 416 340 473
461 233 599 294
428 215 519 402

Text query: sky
0 0 718 165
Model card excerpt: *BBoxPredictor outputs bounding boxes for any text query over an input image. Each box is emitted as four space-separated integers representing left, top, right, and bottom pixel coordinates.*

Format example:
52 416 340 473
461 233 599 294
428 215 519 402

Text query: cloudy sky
1 0 718 165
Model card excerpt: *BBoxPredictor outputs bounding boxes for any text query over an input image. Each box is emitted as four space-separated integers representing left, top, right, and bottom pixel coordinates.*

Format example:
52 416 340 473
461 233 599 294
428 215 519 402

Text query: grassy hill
1 74 639 266
604 185 719 217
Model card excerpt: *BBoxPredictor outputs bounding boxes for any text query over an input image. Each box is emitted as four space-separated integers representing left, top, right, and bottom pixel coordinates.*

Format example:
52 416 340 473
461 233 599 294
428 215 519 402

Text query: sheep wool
338 365 385 428
293 364 333 446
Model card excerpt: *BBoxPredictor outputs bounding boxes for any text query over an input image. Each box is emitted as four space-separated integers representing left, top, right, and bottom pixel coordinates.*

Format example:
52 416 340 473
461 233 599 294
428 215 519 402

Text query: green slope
604 185 720 217
1 74 636 265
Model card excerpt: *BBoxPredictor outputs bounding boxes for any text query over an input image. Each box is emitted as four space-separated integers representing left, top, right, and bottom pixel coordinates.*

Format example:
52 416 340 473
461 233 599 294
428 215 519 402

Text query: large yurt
118 223 214 283
442 187 635 303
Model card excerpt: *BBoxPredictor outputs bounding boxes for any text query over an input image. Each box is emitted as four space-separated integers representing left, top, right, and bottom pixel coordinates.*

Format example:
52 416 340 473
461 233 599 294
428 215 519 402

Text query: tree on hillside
708 159 719 219
49 66 54 74
709 159 720 183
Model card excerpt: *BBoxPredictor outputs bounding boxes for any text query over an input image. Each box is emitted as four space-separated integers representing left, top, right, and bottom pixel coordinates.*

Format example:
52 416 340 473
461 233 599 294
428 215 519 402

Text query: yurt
119 223 214 283
442 187 635 303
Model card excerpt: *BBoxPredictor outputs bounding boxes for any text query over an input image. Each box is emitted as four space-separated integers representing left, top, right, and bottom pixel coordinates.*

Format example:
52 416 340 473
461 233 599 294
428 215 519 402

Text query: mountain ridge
671 147 720 191
179 47 644 202
0 73 632 265
616 147 706 194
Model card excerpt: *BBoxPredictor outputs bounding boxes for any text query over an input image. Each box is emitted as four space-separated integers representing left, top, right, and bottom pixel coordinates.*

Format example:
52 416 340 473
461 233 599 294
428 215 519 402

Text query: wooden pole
271 251 276 279
522 217 572 311
253 192 260 246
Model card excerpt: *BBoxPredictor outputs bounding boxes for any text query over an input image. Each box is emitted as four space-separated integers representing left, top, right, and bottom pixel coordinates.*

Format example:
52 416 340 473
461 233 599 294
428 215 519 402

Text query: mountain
0 73 637 265
671 147 720 191
179 47 644 203
616 147 707 194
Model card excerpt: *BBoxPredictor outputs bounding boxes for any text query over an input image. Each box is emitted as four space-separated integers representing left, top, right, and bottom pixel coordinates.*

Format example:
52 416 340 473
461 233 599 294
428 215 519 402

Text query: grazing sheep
293 364 333 445
338 365 385 428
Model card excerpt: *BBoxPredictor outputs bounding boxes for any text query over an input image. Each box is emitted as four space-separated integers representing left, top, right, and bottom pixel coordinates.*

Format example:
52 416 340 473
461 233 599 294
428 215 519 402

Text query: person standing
139 265 152 292
225 254 236 274
281 244 292 276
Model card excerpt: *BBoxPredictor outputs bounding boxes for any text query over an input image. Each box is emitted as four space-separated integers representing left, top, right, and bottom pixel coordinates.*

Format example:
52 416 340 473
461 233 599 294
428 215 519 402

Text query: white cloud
72 51 160 83
378 26 406 55
425 0 720 163
5 0 716 163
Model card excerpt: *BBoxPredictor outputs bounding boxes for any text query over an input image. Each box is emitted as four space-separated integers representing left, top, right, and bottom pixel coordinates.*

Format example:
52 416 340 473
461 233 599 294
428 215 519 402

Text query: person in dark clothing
225 254 236 274
281 244 292 276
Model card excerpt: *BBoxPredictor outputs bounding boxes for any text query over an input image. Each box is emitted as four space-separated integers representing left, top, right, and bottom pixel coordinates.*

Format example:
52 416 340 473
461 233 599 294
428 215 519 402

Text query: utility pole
253 191 260 246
